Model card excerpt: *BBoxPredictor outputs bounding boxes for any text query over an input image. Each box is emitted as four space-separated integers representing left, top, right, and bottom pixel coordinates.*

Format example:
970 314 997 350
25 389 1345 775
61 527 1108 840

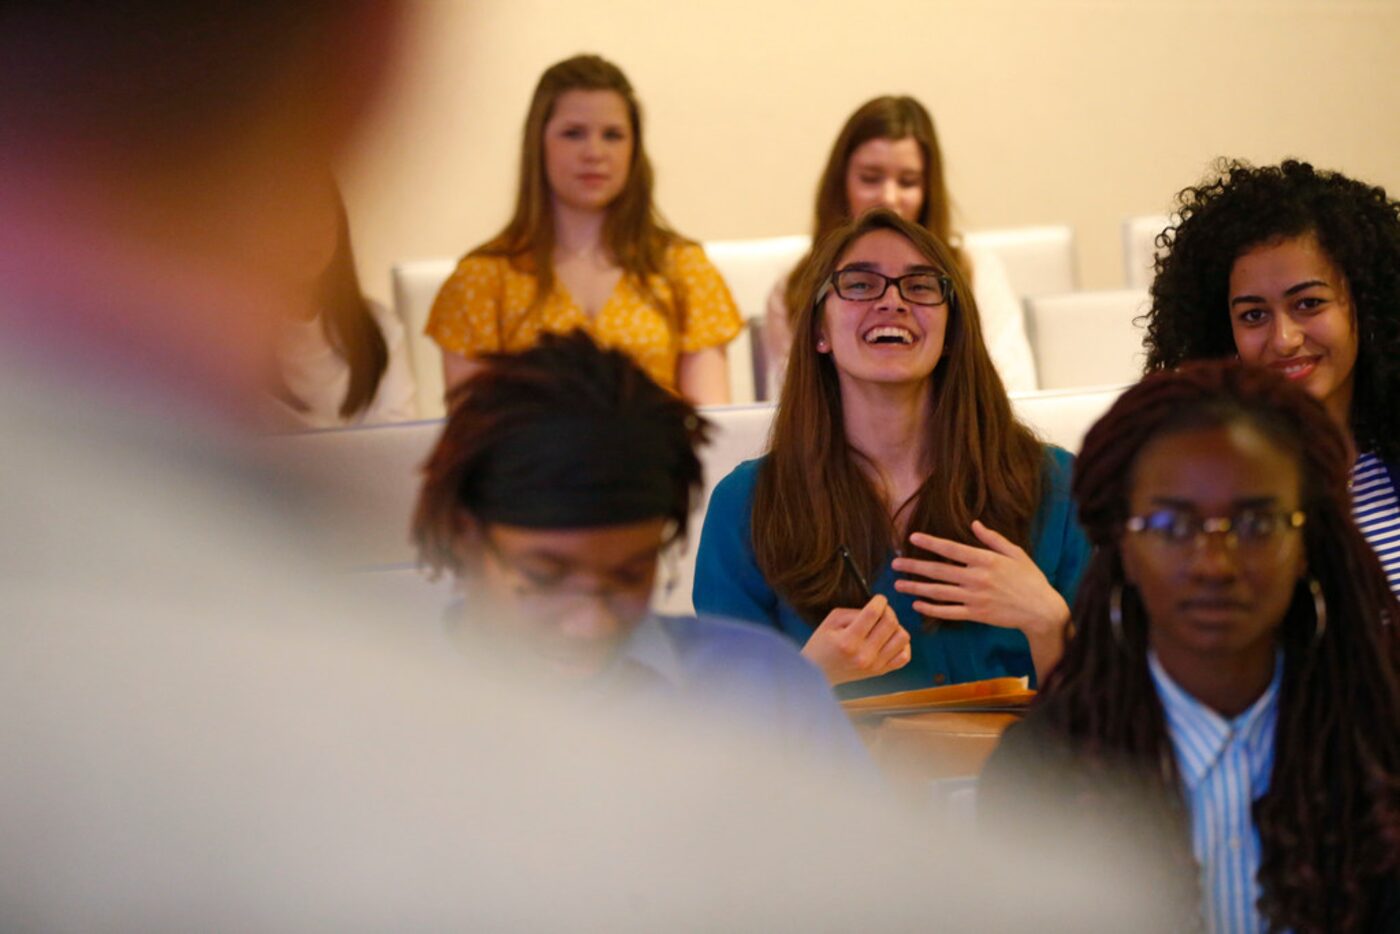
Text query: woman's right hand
800 594 912 686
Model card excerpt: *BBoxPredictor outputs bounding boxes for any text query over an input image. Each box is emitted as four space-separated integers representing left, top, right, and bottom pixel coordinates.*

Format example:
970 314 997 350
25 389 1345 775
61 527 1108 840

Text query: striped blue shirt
1351 453 1400 598
1148 651 1282 934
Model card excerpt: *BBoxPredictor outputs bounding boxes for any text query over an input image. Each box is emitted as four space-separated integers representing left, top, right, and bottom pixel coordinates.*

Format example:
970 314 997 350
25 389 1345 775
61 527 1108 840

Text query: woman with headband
412 331 866 764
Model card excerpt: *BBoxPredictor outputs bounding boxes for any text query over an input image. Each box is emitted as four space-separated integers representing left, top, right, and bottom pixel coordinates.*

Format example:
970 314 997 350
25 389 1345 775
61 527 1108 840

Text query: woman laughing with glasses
693 208 1089 697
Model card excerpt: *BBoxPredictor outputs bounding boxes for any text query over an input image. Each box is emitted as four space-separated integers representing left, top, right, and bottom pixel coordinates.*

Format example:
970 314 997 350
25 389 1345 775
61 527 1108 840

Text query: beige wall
343 0 1400 305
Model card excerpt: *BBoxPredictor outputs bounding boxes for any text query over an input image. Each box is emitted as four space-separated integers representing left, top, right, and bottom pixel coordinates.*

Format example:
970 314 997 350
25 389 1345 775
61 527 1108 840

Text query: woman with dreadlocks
979 361 1400 933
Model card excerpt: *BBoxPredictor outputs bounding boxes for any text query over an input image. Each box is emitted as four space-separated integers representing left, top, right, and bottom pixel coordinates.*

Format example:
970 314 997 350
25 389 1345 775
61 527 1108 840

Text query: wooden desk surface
854 711 1020 785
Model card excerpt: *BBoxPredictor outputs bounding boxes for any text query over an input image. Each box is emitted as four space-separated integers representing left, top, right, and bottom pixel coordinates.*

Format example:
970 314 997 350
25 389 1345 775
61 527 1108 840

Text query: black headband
460 413 686 529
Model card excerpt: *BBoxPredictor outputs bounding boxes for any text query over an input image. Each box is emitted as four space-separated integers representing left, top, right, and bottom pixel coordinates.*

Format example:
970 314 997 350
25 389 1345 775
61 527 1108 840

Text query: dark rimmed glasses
826 268 952 307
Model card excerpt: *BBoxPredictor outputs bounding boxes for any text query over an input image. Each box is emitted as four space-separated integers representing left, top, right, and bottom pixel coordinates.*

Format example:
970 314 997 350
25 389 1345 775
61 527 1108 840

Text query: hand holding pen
798 546 912 686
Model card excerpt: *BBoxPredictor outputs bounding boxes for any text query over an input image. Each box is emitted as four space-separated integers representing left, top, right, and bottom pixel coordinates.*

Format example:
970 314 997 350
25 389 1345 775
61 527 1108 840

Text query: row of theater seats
390 215 1169 419
259 385 1128 622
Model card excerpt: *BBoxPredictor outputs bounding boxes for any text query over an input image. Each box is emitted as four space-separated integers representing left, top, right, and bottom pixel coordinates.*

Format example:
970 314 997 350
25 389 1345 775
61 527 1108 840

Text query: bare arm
677 346 730 406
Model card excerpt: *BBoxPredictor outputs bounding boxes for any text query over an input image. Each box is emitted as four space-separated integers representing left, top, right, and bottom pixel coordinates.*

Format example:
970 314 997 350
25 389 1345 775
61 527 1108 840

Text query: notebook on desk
841 676 1034 718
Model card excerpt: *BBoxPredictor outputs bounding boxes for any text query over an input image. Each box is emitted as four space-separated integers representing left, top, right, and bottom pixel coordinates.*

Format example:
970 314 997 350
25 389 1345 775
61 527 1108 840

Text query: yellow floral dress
426 242 742 392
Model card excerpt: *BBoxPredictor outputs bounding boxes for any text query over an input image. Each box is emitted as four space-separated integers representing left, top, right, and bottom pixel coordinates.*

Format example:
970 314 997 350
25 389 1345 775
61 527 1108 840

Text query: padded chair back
1023 289 1149 390
258 418 444 571
1009 384 1128 454
258 385 1125 622
391 259 457 419
703 236 811 401
657 402 776 616
1122 214 1171 289
963 225 1077 300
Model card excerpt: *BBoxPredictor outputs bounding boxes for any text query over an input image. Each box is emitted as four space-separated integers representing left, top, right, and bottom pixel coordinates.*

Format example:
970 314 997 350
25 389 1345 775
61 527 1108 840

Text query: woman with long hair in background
427 54 741 405
763 95 1035 395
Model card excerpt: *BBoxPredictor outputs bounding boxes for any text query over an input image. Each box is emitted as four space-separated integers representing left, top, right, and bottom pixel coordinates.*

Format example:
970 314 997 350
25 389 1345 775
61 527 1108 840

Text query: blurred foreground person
0 4 1184 930
981 362 1400 933
413 331 866 764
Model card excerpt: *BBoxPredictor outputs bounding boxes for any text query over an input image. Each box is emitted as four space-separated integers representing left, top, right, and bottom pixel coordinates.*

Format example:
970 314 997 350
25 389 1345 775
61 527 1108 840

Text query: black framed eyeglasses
1124 507 1306 555
826 268 951 307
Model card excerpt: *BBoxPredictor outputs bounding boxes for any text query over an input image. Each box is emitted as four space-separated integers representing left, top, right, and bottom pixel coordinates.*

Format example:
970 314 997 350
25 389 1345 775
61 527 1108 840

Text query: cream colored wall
343 0 1400 305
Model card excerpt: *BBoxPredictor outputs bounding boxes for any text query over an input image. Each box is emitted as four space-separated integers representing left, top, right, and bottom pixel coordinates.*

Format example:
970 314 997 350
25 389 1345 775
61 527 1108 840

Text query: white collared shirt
1148 650 1283 934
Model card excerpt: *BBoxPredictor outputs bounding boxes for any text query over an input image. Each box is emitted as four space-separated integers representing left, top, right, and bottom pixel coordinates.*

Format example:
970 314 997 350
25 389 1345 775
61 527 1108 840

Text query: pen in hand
837 544 873 602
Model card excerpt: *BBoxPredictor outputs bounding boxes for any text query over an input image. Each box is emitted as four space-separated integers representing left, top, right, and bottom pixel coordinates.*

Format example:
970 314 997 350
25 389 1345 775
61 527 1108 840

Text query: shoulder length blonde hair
473 54 688 332
755 208 1043 624
785 95 969 318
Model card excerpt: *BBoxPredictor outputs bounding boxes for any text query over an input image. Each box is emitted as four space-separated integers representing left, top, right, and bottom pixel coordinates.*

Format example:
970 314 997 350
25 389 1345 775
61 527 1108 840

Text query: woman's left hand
892 520 1070 678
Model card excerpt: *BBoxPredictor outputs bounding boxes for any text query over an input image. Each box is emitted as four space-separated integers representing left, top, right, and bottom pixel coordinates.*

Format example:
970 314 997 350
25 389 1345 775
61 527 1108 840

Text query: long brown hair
279 182 388 420
473 54 688 334
754 209 1043 624
1042 361 1400 933
785 96 969 318
320 189 388 418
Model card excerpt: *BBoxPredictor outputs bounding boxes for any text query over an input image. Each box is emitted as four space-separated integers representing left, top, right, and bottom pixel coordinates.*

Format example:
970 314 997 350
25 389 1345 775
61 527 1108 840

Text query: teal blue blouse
692 446 1091 699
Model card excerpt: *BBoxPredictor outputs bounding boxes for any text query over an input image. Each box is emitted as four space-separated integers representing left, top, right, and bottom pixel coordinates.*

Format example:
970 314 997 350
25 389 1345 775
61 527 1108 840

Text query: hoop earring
1109 582 1126 652
1308 577 1327 645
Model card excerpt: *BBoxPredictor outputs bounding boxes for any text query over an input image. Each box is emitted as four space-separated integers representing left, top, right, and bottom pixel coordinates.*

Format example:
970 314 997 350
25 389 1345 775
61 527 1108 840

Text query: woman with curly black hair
1143 159 1400 596
980 361 1400 933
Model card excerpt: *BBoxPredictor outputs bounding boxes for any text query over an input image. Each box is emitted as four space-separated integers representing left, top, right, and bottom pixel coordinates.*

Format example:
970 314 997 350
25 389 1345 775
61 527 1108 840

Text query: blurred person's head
515 54 651 230
786 96 968 320
413 331 709 679
1144 159 1400 461
818 96 948 233
0 3 404 411
1039 360 1400 931
475 53 685 332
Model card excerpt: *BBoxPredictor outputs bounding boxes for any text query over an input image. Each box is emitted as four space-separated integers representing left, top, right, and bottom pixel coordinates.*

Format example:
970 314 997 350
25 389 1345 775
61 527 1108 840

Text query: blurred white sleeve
965 245 1038 393
364 300 419 424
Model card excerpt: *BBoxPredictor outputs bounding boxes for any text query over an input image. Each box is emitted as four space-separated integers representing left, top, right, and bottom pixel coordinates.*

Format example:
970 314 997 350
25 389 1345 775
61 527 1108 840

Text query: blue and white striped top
1352 453 1400 598
1149 650 1282 934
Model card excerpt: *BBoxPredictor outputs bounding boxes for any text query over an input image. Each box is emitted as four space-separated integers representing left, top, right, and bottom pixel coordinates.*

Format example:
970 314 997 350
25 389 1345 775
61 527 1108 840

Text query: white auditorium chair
391 258 456 419
1009 384 1128 454
963 225 1077 300
1023 289 1149 390
256 384 1126 627
258 403 779 620
702 235 810 401
257 418 443 570
1122 214 1171 290
656 402 777 616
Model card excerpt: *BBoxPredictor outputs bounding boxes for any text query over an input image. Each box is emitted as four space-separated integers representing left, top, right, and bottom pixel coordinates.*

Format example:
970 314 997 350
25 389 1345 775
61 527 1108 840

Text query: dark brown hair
784 96 969 319
1040 360 1400 933
473 54 690 337
0 3 376 161
413 331 708 578
278 183 388 420
754 208 1043 623
318 189 387 419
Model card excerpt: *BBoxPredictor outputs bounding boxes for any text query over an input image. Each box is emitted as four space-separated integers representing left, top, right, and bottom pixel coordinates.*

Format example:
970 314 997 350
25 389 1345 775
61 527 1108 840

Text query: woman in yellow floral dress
427 54 741 404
